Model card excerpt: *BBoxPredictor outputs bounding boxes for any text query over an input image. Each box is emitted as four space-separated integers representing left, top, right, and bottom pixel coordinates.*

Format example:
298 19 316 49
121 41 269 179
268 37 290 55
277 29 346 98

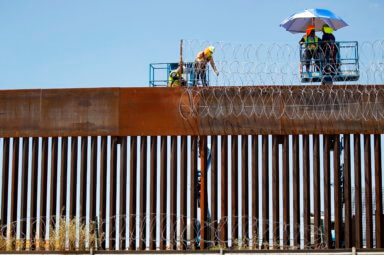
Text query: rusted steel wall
0 86 384 137
0 87 383 251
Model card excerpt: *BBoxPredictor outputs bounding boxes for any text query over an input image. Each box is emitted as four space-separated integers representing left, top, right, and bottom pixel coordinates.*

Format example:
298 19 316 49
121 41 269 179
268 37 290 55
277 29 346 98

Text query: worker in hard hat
193 46 219 86
168 66 186 87
299 25 321 72
321 24 338 75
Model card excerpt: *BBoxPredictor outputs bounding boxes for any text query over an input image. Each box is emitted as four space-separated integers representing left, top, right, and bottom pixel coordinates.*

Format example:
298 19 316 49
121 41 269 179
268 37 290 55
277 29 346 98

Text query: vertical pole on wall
139 137 147 251
169 136 177 250
159 136 167 250
190 136 198 249
30 138 39 250
364 135 373 248
109 137 118 250
100 136 108 250
272 136 279 248
200 136 208 249
354 135 362 248
149 136 158 250
79 137 87 227
9 138 19 249
344 134 352 248
374 134 383 248
49 137 58 249
180 136 187 250
324 135 331 248
20 137 29 250
282 136 290 248
313 135 321 248
128 137 137 250
89 137 98 248
262 135 269 249
251 135 259 249
211 136 218 246
40 138 48 250
231 136 239 247
333 135 342 248
180 39 183 73
303 135 310 248
292 135 300 248
220 136 228 248
241 135 249 247
1 138 9 238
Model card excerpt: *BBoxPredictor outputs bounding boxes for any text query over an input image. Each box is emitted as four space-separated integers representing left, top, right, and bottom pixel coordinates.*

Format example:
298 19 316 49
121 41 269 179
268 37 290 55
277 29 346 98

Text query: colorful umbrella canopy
280 8 348 33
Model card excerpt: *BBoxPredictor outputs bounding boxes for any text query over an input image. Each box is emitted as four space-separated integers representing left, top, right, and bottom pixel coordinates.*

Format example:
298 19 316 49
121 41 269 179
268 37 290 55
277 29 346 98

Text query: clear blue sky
0 0 383 88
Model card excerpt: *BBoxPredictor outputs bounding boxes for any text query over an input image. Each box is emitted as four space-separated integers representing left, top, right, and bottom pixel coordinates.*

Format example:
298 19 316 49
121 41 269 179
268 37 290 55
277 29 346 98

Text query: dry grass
0 228 16 251
47 217 98 251
0 234 8 251
0 218 99 251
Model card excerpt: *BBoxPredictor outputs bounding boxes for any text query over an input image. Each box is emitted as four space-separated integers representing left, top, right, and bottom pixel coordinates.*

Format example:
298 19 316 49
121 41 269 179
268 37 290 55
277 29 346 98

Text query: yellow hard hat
204 46 215 57
322 24 333 34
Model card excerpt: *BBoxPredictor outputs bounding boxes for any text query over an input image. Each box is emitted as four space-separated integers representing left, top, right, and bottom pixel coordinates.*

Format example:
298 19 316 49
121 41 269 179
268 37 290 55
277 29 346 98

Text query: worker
168 66 186 87
193 46 219 86
321 24 338 75
299 25 321 72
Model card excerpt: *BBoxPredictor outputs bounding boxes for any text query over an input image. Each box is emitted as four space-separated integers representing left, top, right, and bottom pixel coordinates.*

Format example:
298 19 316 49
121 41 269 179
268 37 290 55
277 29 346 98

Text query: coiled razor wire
0 215 327 250
184 40 384 86
179 86 384 121
180 40 384 120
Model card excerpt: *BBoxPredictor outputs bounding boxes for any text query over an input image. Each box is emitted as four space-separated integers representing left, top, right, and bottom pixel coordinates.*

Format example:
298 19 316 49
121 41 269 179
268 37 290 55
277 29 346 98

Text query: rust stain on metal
0 86 383 137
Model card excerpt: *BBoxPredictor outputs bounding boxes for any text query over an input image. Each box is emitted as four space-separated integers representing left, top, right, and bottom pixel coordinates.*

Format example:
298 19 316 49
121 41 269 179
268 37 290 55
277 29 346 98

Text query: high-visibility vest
304 35 319 50
168 70 182 87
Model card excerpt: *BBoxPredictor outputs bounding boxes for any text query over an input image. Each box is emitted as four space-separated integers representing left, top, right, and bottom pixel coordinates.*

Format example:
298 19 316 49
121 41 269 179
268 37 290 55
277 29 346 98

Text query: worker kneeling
168 66 186 87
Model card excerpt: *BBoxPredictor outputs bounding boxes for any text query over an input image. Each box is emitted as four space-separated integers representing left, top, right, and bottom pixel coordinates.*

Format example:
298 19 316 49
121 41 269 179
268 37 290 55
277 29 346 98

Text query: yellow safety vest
304 35 319 50
168 70 182 87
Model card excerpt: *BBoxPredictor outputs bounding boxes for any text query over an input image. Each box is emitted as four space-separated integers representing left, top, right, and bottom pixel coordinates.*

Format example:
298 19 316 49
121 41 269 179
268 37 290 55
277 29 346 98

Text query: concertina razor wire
179 40 384 121
0 215 326 250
